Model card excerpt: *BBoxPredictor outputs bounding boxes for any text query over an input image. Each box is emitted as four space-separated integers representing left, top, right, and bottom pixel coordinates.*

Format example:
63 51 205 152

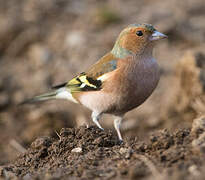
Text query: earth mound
1 119 205 180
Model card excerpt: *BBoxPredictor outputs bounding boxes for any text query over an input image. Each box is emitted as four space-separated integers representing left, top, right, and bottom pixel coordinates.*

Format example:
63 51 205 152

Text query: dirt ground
0 0 205 179
2 122 205 180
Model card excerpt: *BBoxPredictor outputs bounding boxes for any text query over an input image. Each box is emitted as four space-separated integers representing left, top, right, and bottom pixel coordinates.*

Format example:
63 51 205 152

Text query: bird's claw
118 139 124 145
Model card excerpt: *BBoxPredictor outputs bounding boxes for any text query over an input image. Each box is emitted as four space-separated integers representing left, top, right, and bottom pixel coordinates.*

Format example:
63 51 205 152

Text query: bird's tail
20 91 57 105
20 87 77 105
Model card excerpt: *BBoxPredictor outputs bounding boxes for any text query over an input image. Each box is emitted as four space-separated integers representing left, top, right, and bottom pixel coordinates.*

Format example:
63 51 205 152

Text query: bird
22 23 167 142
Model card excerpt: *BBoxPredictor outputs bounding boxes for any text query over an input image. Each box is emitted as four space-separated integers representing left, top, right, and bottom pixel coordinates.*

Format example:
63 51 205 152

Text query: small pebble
71 147 82 153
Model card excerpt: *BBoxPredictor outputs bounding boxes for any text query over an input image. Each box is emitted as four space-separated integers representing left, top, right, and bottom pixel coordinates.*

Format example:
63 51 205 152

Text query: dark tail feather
19 91 57 105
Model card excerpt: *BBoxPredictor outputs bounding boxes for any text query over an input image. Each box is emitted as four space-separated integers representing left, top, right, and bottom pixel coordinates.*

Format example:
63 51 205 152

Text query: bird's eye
136 31 143 36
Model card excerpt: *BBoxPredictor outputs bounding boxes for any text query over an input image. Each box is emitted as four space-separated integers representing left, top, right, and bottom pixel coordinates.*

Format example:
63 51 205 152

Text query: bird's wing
52 53 118 93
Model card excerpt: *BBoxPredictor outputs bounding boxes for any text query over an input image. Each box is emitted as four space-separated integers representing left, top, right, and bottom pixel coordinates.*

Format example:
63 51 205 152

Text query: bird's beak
150 30 168 41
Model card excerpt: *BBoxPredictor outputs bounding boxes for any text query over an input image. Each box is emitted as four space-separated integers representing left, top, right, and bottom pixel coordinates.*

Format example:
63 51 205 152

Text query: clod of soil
1 122 205 180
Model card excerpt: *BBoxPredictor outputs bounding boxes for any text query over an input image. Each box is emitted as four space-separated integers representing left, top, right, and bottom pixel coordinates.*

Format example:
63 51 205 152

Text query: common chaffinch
23 23 167 142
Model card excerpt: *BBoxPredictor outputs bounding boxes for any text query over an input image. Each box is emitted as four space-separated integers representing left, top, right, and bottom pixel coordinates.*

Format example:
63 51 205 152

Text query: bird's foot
117 139 124 145
98 126 104 131
94 122 104 130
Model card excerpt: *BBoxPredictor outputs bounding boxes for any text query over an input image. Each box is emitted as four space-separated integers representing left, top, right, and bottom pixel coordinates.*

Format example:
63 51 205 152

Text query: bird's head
111 23 167 58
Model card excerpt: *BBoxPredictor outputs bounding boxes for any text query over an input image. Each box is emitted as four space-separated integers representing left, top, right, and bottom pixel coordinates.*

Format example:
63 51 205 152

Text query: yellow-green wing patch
67 72 102 92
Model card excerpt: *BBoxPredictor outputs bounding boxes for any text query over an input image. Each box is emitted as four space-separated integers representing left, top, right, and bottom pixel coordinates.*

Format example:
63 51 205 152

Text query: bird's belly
117 79 158 113
109 79 158 113
77 59 160 115
77 75 159 115
110 67 160 114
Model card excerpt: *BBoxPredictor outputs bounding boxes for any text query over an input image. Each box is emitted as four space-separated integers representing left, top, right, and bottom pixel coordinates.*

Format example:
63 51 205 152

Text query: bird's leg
91 111 104 130
113 116 123 142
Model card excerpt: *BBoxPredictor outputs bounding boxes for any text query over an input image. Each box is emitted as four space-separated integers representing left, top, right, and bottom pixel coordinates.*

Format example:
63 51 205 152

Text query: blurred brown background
0 0 205 165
